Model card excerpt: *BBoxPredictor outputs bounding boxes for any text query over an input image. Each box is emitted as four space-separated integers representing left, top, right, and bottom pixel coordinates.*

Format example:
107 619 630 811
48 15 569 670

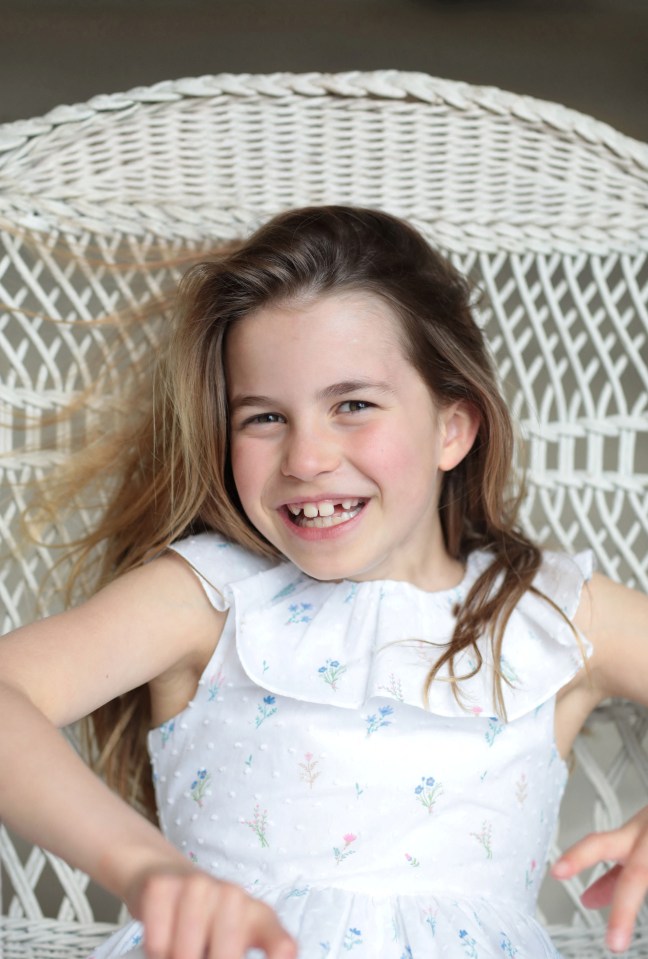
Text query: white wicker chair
1 72 647 959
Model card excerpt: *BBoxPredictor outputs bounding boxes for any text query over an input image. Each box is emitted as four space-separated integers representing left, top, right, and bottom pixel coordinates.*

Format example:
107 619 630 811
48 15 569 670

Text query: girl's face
225 291 474 590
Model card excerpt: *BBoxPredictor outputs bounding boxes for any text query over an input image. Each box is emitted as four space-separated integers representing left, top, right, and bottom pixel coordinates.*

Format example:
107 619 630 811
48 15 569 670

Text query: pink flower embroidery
334 834 357 864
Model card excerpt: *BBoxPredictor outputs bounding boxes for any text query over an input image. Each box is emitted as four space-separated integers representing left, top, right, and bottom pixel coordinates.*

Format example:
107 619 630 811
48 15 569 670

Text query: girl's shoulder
168 531 277 611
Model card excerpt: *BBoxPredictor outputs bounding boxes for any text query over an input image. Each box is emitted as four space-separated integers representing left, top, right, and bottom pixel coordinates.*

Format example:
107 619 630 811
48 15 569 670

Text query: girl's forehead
224 291 416 393
232 289 404 346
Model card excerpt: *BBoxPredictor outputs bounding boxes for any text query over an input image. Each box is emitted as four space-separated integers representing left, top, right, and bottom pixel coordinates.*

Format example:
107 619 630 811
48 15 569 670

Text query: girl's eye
338 400 373 414
241 412 285 426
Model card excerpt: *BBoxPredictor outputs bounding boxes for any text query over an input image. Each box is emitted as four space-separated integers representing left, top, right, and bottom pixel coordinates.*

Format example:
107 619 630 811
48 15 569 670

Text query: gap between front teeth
286 499 358 519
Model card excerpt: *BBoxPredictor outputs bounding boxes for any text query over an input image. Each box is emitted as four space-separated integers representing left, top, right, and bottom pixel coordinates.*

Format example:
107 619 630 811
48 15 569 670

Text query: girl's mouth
284 499 365 529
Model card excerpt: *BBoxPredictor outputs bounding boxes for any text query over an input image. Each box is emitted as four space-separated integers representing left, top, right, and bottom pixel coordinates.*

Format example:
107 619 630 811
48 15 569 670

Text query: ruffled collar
228 549 593 721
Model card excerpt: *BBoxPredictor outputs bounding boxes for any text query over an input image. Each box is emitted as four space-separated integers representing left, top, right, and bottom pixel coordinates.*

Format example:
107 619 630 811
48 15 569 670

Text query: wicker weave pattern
1 72 647 958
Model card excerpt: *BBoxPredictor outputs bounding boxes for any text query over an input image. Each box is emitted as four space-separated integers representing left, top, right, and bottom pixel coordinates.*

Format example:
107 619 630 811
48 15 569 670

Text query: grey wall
1 0 647 141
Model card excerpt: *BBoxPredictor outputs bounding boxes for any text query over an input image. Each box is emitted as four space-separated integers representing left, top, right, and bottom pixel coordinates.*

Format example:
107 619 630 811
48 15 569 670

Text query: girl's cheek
229 445 255 496
230 441 273 508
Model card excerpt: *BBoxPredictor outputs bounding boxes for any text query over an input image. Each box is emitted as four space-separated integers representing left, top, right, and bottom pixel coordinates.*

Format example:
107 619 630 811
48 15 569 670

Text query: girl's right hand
128 866 297 959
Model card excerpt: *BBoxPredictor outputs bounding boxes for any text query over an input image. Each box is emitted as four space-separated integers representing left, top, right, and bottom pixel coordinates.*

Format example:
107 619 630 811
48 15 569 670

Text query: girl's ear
438 401 480 472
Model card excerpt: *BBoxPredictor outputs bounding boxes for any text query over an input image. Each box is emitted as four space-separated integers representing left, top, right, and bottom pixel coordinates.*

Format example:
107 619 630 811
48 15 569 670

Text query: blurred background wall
1 0 647 141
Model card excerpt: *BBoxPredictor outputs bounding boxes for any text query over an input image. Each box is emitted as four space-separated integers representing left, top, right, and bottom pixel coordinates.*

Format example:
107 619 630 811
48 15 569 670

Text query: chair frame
1 71 647 959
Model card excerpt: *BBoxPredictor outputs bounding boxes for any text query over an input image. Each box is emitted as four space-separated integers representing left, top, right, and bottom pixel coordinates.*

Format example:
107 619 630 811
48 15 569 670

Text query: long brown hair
30 206 545 819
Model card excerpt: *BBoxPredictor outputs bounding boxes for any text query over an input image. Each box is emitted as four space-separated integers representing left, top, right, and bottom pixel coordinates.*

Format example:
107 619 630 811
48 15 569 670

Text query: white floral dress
90 533 593 959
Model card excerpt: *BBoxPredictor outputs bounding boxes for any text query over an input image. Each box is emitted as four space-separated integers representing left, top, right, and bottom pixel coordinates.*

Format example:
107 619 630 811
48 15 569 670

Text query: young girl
1 206 647 959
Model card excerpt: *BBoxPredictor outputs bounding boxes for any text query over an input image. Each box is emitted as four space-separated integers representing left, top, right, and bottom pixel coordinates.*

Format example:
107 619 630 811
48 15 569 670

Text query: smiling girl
1 206 647 959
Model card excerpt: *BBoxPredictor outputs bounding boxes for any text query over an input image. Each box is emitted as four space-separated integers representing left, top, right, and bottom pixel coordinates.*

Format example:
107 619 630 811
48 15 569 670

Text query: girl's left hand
551 805 648 954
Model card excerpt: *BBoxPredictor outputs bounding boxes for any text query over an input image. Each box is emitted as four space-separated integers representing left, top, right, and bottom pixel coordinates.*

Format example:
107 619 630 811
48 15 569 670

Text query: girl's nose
281 425 341 480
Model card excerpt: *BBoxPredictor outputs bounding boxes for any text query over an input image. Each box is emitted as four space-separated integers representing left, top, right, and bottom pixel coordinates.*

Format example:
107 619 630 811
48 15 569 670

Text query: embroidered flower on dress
333 833 357 864
485 717 504 746
377 672 404 701
190 768 211 807
525 859 537 889
414 776 444 814
255 695 278 728
285 886 310 898
243 803 269 847
342 928 363 950
500 656 521 685
420 906 437 935
160 719 175 746
343 583 358 603
298 752 320 788
470 819 493 859
286 602 314 624
459 929 479 958
318 659 347 690
500 932 518 957
207 670 225 702
364 704 394 736
271 581 298 602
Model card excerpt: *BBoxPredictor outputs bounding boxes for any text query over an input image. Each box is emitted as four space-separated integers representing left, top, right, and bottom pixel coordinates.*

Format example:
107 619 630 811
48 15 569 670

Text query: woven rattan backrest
1 73 647 951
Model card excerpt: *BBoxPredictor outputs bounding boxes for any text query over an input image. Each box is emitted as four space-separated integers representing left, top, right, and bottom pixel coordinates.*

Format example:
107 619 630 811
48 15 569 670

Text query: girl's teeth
299 502 337 518
286 499 362 519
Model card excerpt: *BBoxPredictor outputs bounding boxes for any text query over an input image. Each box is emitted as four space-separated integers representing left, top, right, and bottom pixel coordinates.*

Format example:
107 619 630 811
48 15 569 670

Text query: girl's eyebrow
229 380 395 412
318 379 395 400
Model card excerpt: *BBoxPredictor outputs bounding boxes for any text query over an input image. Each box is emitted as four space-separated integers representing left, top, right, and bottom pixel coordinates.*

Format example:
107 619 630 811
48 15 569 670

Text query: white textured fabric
89 533 592 959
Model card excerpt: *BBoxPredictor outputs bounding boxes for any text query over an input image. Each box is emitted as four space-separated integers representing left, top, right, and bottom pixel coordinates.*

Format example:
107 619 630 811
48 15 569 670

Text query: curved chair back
1 72 647 958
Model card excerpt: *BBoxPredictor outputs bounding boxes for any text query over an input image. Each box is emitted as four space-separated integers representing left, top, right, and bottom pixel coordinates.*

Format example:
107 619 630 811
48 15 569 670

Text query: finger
249 903 297 959
580 864 623 909
171 875 213 959
206 884 253 959
606 860 648 954
552 830 632 879
141 876 180 959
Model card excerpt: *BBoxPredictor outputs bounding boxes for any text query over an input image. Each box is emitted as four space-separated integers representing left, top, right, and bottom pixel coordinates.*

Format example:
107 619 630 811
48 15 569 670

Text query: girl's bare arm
0 555 295 959
553 573 648 954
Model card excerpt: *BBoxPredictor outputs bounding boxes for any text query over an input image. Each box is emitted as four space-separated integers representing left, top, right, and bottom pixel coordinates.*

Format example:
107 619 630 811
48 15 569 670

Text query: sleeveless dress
90 532 593 959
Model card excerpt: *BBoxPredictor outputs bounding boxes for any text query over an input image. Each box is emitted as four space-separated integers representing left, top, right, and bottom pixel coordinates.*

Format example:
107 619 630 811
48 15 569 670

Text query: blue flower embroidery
272 581 298 602
500 932 518 957
286 602 314 624
414 776 444 813
160 719 175 746
342 928 363 950
285 886 310 898
255 694 278 728
459 929 479 958
318 659 347 690
485 716 504 746
190 768 211 807
364 704 394 736
207 670 225 702
344 584 358 604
